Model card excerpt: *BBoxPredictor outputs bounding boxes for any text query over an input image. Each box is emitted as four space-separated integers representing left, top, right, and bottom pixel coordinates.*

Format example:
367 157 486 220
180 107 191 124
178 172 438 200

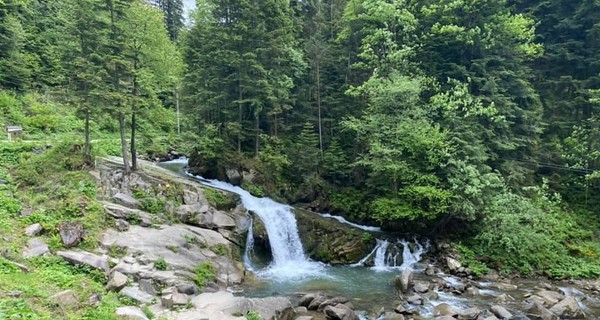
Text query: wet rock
494 282 518 291
481 269 500 281
381 312 404 320
298 294 316 307
483 317 500 320
394 304 407 314
115 219 130 232
490 305 512 319
120 286 154 304
225 168 243 186
396 268 413 294
113 192 140 209
465 286 480 296
318 296 350 311
58 221 84 247
176 282 199 295
406 294 423 305
183 189 207 206
323 304 360 320
435 316 457 320
296 317 314 320
106 271 128 292
458 307 481 320
50 290 78 308
23 238 50 258
413 281 429 293
537 290 564 306
57 250 110 273
548 296 585 318
308 295 327 310
446 257 461 272
115 306 149 320
24 223 43 237
425 266 436 276
433 303 458 317
494 293 514 304
527 301 559 320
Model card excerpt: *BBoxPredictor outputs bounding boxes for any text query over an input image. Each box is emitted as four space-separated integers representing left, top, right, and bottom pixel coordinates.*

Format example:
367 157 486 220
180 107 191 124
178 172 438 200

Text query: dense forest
2 0 600 278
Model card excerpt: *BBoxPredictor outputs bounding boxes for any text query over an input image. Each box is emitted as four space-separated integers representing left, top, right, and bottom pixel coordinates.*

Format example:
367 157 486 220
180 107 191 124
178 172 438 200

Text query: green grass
193 261 216 287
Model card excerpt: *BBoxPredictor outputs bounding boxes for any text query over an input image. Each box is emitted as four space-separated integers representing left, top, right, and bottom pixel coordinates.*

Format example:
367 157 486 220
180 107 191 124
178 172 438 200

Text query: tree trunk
316 60 324 159
255 111 259 158
238 77 243 153
84 108 91 165
119 113 131 173
130 111 137 171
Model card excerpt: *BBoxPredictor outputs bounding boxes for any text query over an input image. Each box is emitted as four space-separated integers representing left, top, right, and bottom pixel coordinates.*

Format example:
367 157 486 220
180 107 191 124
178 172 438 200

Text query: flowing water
159 159 600 319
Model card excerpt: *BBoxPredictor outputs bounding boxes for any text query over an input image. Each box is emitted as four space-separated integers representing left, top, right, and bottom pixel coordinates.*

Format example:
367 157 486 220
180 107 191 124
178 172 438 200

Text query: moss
203 188 238 210
193 261 216 287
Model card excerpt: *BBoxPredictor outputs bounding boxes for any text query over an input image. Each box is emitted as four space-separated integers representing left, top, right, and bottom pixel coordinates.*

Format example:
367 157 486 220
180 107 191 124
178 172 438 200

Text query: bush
155 258 168 271
193 261 216 287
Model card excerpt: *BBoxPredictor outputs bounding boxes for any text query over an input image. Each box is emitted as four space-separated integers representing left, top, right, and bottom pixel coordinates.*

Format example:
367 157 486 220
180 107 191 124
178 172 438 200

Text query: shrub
193 261 216 287
155 258 168 271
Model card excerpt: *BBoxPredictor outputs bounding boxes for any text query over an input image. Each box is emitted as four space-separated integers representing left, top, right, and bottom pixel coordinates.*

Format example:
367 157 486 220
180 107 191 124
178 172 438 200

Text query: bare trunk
316 60 324 159
176 89 180 134
130 112 137 171
119 113 131 173
84 108 91 165
255 111 259 158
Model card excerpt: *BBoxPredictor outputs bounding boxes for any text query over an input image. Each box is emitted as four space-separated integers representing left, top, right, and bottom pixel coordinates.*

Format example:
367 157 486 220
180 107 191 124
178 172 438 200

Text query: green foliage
241 181 265 197
210 244 230 257
204 188 237 211
193 261 216 287
155 257 168 271
246 310 262 320
454 244 489 277
141 305 155 319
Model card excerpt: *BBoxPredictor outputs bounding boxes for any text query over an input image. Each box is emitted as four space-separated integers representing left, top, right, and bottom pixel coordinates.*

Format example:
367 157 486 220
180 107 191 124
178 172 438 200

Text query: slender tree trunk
131 112 137 171
316 60 324 159
238 76 243 153
176 89 180 134
119 113 131 173
84 108 91 165
255 111 259 158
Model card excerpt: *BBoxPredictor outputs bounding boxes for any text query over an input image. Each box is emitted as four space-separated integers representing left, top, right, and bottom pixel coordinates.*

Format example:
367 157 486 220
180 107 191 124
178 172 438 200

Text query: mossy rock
294 208 376 264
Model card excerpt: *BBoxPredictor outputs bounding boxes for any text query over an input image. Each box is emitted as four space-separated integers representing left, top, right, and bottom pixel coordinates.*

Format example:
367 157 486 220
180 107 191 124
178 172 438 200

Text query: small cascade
354 238 429 271
187 175 324 280
243 217 255 272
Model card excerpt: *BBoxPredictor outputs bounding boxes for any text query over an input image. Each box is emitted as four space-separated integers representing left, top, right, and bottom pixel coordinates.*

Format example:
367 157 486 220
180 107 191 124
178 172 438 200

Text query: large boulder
115 306 149 320
490 305 512 319
548 296 585 318
50 290 78 308
57 250 110 273
23 238 50 258
106 271 128 292
324 304 360 320
396 268 413 294
527 301 559 320
318 297 350 311
433 303 459 317
225 168 243 186
113 192 140 209
58 221 84 247
446 257 461 273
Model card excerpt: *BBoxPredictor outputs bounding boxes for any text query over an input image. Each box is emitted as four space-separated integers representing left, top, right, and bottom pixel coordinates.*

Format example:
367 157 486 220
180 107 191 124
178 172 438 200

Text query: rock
24 223 43 237
57 250 110 273
58 221 84 247
106 271 128 292
115 219 130 232
483 317 499 320
275 306 297 320
495 282 518 291
435 317 457 320
183 190 203 205
433 303 458 317
465 286 480 296
318 296 350 311
394 304 407 314
458 307 481 320
536 290 564 306
490 305 512 319
20 208 33 217
324 304 360 320
425 266 436 276
114 192 140 209
296 306 308 313
446 257 461 272
139 279 158 296
188 291 290 320
23 238 50 258
406 294 423 305
528 301 559 320
176 283 199 295
298 294 316 307
308 295 327 310
120 286 155 304
495 293 514 304
162 291 190 308
50 290 78 308
296 317 314 320
115 306 149 320
210 211 236 229
8 291 23 298
225 168 243 186
176 203 209 222
413 281 429 293
396 268 413 294
381 312 404 320
87 293 102 307
548 296 585 318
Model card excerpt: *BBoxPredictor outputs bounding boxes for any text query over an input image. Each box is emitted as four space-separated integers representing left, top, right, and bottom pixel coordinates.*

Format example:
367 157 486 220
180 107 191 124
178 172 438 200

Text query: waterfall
243 217 255 272
188 175 324 280
354 239 428 271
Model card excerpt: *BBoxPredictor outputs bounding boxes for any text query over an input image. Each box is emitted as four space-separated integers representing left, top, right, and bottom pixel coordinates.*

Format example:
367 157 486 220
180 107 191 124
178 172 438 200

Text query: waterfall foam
188 174 324 281
354 238 429 271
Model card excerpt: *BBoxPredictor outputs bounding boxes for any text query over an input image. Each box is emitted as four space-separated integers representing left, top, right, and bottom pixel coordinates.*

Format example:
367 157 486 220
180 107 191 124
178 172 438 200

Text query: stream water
159 159 600 319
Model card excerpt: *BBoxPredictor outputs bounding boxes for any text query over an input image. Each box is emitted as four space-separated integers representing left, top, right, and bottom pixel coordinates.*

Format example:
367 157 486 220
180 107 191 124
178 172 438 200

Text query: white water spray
354 239 429 271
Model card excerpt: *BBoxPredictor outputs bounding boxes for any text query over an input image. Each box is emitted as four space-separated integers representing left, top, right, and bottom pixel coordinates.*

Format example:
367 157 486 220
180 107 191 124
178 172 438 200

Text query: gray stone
139 279 158 296
8 291 22 298
435 317 457 320
413 281 429 293
406 294 422 305
425 266 436 276
57 250 110 273
58 221 84 247
495 293 514 304
120 286 154 304
106 271 128 292
116 219 130 232
87 293 102 307
395 268 413 294
307 295 327 310
490 305 512 319
50 290 78 308
24 223 43 237
465 286 480 296
381 312 404 320
114 192 140 209
318 296 349 311
176 283 199 295
494 282 518 291
296 317 314 320
295 306 308 314
210 211 236 229
298 294 316 307
115 306 149 320
446 257 461 272
323 304 360 320
176 203 209 222
172 291 190 305
23 238 50 258
536 290 564 306
457 307 481 320
528 301 559 320
548 296 585 318
225 168 243 185
433 303 458 317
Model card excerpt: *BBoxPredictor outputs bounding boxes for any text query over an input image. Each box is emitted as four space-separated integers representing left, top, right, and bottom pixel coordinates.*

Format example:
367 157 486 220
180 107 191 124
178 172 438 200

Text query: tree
152 0 184 41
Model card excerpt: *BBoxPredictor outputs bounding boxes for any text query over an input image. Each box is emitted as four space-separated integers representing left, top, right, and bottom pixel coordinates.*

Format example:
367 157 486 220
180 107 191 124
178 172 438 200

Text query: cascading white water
188 175 324 280
243 217 255 272
354 239 429 271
